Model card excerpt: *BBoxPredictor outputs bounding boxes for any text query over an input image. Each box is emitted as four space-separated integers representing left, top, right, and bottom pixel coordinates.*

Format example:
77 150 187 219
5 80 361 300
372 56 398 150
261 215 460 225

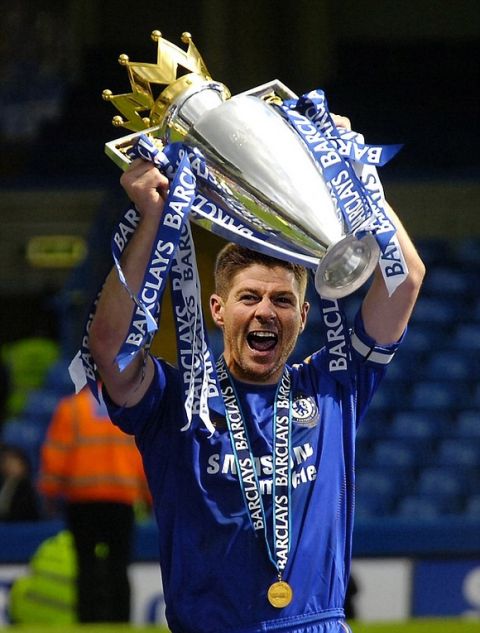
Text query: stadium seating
421 267 472 297
409 381 472 410
21 389 62 428
465 495 480 518
353 237 480 519
370 440 420 471
387 410 446 443
434 438 480 468
397 322 448 355
453 323 480 351
354 491 394 518
455 410 480 438
0 355 70 478
413 296 458 326
395 494 463 519
44 359 75 397
450 237 480 266
415 467 468 498
425 350 477 381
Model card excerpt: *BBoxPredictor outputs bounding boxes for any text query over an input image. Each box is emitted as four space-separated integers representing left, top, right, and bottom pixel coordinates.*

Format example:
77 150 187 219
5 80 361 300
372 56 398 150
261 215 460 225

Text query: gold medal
267 580 293 608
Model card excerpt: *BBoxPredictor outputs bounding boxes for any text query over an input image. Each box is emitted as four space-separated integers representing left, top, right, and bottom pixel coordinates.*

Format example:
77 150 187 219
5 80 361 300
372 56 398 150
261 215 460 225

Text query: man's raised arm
361 203 426 345
88 159 169 407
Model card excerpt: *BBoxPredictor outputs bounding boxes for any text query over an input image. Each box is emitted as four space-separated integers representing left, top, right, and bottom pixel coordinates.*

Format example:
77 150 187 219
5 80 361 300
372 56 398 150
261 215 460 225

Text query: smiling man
210 246 310 384
89 137 425 632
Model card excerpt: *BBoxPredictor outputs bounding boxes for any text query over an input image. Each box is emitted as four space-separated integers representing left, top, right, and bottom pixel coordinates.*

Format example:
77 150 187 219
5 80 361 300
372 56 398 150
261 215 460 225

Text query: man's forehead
230 264 299 292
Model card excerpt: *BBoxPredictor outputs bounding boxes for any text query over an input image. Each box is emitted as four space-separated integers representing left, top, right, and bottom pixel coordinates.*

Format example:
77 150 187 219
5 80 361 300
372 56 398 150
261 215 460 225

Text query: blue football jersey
105 313 400 633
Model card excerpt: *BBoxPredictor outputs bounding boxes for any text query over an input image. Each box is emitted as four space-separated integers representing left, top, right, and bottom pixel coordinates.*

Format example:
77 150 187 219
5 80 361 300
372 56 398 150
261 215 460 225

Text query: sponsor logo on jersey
207 442 317 491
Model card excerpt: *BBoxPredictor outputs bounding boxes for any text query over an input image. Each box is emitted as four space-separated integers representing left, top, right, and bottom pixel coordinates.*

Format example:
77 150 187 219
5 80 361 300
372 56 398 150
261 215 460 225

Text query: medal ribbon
216 356 292 578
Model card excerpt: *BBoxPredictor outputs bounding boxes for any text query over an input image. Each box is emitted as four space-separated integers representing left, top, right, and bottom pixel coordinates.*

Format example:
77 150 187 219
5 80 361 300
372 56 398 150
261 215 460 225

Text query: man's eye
240 294 258 302
276 296 294 305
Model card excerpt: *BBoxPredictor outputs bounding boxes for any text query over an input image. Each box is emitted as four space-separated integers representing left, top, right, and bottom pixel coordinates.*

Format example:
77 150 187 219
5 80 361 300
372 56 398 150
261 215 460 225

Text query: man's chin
239 358 282 384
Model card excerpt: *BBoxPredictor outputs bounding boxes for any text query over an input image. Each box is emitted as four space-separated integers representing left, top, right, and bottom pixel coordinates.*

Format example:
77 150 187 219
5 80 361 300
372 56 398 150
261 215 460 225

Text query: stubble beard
229 337 298 384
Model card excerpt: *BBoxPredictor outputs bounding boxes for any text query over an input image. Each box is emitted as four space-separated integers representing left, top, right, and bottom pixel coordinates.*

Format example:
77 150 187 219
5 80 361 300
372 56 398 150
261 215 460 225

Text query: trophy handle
237 79 298 102
105 125 164 171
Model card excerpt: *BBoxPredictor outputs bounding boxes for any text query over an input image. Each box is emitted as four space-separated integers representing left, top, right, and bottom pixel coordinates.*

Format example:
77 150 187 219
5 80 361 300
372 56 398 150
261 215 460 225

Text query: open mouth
247 330 278 352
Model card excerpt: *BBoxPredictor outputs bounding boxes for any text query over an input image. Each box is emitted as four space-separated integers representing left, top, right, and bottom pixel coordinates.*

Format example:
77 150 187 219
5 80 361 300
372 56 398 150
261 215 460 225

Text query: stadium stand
355 237 480 519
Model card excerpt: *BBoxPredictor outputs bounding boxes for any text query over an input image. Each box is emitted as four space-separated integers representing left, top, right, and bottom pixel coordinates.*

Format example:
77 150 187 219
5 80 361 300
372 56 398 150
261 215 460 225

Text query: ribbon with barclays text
276 89 408 297
69 141 224 431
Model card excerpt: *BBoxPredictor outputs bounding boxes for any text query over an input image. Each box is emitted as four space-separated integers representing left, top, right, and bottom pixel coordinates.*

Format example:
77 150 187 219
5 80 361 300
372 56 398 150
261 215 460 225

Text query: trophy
101 30 381 298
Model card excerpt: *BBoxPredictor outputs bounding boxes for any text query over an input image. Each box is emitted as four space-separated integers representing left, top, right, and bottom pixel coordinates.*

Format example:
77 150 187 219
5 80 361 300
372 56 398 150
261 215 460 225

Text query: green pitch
354 620 480 633
9 620 480 633
10 627 168 633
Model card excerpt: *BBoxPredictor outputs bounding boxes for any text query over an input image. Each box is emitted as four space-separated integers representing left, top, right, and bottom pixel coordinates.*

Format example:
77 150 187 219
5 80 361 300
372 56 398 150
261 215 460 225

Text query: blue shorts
229 609 351 633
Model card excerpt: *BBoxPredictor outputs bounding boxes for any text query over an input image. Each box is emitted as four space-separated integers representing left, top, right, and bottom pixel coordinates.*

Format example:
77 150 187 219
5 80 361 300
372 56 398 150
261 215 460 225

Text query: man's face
210 264 309 384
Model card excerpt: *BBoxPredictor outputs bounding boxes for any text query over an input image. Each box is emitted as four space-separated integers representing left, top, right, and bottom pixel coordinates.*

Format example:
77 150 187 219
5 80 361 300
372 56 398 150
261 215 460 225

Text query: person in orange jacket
38 386 151 623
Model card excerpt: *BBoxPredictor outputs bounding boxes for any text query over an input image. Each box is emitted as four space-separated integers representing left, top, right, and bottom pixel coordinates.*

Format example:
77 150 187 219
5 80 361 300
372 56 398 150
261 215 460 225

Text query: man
0 444 40 522
88 117 425 632
38 387 151 623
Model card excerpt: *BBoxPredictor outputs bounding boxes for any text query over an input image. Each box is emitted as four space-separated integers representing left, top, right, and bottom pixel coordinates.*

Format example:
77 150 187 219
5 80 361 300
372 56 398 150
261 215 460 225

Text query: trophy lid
102 30 230 133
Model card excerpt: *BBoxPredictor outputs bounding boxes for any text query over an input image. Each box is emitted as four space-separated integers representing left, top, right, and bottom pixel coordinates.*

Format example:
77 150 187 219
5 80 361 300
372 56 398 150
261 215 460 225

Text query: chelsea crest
292 395 319 428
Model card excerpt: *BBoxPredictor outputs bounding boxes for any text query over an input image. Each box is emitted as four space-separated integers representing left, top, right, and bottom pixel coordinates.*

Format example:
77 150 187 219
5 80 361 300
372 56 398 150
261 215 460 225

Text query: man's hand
331 114 352 131
120 158 170 218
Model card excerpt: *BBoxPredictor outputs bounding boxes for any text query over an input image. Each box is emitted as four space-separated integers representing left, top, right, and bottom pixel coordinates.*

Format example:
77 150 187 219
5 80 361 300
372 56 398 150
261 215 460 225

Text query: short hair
214 243 308 300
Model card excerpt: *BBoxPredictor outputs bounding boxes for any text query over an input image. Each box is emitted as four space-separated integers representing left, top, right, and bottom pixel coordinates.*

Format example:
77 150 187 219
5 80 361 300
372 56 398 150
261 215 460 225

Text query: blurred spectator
0 444 41 521
1 337 59 417
9 530 77 625
38 387 151 623
0 358 10 428
344 573 359 620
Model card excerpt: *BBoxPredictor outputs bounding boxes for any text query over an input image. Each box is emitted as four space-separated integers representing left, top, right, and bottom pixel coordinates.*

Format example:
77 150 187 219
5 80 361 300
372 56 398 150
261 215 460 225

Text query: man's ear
299 301 310 333
210 294 224 328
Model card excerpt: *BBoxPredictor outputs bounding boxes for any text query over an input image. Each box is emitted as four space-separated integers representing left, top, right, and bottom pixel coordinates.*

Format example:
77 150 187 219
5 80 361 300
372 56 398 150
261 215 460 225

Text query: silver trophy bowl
159 79 379 298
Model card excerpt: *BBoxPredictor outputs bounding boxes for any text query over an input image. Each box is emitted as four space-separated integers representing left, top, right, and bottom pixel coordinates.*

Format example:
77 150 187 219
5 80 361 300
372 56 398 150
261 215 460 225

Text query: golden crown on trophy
102 30 230 132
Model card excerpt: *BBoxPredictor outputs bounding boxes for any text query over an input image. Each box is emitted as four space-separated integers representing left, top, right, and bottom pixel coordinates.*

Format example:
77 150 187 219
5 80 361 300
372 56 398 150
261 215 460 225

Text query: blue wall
1 517 480 565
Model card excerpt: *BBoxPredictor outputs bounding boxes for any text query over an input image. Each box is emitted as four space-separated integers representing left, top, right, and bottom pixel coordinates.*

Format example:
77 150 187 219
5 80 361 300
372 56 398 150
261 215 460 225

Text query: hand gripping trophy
101 30 405 300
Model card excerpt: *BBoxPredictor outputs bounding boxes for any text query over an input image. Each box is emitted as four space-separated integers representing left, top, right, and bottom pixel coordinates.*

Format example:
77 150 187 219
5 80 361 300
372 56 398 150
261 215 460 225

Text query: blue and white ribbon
70 137 224 432
276 89 408 297
216 356 293 577
319 296 352 387
112 150 194 371
169 220 223 430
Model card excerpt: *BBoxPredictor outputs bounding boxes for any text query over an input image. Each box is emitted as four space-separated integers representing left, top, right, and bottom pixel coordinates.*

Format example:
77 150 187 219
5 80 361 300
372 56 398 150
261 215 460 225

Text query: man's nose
254 298 276 320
